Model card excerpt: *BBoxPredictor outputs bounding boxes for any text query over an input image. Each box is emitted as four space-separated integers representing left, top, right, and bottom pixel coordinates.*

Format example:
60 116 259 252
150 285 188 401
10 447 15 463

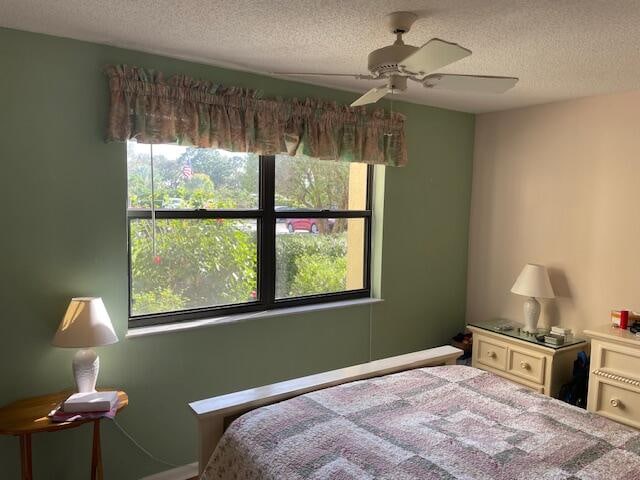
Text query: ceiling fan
272 11 518 107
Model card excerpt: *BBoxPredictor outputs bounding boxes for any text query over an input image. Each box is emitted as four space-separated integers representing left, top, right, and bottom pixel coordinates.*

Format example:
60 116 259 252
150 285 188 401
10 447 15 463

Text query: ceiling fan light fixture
388 75 407 92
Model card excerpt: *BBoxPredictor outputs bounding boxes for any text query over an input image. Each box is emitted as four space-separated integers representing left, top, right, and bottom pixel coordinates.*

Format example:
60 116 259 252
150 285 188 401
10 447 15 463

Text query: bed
190 347 640 479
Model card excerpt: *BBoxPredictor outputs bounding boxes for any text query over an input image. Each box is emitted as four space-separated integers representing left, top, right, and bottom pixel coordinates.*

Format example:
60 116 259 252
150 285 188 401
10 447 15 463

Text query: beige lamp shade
52 297 119 348
511 264 555 299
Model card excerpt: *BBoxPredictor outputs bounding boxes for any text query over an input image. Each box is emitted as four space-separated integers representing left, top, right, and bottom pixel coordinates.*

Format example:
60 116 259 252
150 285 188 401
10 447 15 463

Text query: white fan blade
423 74 518 93
270 72 375 79
400 38 471 75
350 86 388 107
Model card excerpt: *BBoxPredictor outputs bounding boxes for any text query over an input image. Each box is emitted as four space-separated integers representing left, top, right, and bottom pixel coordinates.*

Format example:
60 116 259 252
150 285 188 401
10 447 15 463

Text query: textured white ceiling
2 0 640 113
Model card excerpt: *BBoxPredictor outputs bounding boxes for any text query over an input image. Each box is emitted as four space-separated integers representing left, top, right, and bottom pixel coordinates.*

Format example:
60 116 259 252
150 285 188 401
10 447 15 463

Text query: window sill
126 297 384 339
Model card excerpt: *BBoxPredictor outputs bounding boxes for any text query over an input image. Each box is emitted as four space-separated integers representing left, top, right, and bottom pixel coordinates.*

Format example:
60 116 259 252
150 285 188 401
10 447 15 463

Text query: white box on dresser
584 325 640 429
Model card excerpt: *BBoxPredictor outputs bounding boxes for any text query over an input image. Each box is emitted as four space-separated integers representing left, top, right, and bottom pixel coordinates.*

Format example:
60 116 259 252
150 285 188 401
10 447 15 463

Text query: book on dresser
63 391 119 413
550 326 572 337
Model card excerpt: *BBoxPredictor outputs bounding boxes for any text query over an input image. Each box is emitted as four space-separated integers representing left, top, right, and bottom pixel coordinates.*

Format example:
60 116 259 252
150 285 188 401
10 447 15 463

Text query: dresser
584 325 640 429
468 321 588 397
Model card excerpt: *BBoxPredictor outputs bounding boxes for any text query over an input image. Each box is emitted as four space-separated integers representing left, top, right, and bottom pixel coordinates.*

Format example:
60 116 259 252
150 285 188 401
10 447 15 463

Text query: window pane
127 142 259 210
130 219 258 316
275 154 368 211
276 218 365 299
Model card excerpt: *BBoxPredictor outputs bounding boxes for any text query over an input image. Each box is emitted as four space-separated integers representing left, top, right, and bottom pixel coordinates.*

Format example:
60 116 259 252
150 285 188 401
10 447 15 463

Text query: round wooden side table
0 389 128 480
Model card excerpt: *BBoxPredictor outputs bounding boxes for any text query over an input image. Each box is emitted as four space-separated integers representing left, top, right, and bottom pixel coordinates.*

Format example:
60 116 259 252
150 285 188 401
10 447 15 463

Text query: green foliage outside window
130 219 258 315
275 234 347 298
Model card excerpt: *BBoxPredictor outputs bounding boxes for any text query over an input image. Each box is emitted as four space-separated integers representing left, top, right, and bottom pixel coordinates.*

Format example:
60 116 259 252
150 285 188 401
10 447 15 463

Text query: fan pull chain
385 95 394 137
150 144 160 265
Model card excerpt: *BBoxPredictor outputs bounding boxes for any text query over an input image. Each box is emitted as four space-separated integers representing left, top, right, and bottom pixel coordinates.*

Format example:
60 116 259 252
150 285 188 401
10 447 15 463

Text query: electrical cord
110 418 179 468
369 302 373 362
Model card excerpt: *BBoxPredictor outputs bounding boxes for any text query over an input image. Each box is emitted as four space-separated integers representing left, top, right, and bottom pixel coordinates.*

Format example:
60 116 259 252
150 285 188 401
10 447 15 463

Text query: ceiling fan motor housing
368 44 419 77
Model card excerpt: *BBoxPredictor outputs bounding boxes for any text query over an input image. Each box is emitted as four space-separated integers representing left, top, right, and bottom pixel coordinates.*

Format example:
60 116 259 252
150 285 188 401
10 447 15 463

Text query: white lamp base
523 297 541 333
73 348 99 393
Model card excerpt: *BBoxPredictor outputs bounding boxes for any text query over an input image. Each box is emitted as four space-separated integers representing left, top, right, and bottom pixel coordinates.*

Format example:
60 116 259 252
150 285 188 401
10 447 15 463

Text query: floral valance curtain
105 65 407 166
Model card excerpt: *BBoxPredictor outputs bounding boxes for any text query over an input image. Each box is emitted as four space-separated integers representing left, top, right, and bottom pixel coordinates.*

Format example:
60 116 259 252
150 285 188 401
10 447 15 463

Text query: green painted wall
0 27 474 479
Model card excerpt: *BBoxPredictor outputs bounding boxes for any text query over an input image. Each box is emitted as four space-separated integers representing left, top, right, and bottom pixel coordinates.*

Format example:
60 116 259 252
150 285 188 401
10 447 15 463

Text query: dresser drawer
477 337 507 371
507 347 545 384
594 381 640 429
597 342 640 381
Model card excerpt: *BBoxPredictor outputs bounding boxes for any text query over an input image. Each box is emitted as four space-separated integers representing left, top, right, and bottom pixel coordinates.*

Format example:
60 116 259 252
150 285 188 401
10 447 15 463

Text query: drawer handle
487 351 497 359
520 361 531 370
610 398 621 408
592 369 640 387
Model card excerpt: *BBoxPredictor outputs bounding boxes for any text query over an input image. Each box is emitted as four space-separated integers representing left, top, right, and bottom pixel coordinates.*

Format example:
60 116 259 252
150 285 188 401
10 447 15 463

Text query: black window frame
127 153 373 328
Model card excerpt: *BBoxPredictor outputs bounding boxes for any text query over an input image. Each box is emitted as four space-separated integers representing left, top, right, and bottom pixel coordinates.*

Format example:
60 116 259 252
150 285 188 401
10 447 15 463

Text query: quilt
202 366 640 479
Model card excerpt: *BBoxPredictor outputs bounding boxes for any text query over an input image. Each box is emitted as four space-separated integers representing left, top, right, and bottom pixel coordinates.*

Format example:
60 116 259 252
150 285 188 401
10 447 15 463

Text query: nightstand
467 321 588 397
584 325 640 429
0 389 128 480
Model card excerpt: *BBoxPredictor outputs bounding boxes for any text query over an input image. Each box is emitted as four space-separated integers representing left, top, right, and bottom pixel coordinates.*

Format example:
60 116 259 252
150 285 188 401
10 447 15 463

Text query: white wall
467 90 640 334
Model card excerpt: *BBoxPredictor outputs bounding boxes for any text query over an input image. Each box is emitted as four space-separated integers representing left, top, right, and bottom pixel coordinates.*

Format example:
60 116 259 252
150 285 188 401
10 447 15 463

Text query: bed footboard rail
189 345 462 474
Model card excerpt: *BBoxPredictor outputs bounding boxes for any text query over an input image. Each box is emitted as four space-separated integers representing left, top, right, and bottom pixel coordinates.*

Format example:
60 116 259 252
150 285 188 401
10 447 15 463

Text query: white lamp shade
52 297 118 348
511 264 555 299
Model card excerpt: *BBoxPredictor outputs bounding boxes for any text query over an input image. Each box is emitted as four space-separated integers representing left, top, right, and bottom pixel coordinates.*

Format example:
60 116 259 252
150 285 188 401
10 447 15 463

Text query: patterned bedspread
202 366 640 479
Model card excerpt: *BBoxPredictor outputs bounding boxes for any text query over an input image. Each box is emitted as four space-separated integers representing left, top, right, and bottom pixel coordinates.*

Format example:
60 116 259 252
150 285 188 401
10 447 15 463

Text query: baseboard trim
140 462 198 480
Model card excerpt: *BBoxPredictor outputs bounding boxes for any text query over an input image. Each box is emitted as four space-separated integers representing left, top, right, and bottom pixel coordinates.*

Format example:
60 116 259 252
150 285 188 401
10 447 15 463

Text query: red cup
620 310 629 329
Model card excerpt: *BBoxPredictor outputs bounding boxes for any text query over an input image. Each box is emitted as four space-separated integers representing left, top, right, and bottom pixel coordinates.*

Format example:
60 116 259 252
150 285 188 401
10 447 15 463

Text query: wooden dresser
584 325 640 429
468 323 588 397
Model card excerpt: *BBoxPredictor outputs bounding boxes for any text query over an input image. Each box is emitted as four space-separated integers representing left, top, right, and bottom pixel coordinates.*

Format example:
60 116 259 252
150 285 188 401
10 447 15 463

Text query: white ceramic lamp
52 297 119 393
511 264 555 333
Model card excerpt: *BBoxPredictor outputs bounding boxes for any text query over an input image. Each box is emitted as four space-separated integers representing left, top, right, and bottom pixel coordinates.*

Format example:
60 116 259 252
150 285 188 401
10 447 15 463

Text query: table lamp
511 264 555 333
52 297 119 393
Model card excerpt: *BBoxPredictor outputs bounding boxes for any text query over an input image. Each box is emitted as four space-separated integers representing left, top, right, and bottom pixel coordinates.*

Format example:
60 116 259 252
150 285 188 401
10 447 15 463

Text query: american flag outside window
182 158 193 179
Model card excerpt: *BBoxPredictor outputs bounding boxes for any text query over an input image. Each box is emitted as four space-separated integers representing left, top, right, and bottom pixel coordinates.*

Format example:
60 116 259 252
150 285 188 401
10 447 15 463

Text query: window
127 142 373 326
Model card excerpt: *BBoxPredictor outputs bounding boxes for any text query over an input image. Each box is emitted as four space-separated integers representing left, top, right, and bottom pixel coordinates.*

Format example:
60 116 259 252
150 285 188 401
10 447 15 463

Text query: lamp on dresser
511 263 555 333
52 297 119 393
